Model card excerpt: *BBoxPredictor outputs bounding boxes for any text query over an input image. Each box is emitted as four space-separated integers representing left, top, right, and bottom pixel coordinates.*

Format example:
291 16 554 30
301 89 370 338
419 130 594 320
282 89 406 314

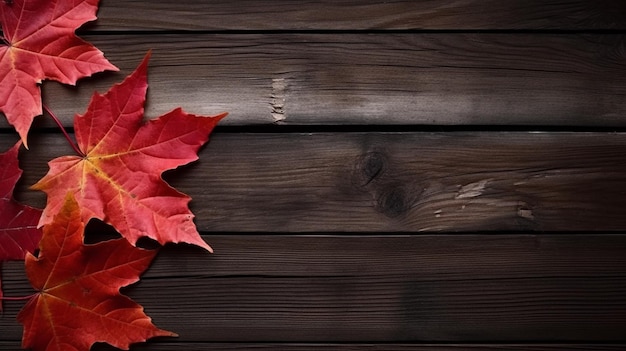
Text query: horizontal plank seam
8 125 626 135
138 273 626 281
77 29 626 36
134 340 626 347
199 232 626 236
3 340 626 345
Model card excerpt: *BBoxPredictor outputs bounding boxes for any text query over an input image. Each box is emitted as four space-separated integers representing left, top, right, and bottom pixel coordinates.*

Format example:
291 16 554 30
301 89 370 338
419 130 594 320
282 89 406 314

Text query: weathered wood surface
3 343 626 351
91 345 626 351
1 33 622 129
6 132 626 232
2 0 626 350
90 0 626 30
2 234 626 346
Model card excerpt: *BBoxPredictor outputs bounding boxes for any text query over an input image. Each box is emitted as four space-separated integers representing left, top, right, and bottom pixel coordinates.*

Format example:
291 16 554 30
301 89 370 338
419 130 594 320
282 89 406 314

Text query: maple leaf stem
43 104 85 157
0 293 37 301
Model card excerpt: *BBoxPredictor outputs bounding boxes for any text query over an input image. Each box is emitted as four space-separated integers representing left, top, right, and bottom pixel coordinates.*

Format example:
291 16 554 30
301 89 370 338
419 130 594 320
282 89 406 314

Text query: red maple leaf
0 140 42 307
32 52 226 251
0 0 118 146
18 194 176 351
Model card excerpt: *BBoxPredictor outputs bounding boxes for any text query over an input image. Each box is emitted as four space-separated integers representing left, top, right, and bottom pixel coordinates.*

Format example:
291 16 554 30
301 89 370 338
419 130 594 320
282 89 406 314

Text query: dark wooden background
2 0 626 350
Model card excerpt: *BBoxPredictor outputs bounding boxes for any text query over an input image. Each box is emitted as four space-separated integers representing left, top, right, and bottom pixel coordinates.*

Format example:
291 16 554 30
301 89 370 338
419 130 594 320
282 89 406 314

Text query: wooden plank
109 234 626 280
7 131 626 232
89 0 626 31
2 342 626 351
91 343 626 351
2 33 625 130
2 235 625 342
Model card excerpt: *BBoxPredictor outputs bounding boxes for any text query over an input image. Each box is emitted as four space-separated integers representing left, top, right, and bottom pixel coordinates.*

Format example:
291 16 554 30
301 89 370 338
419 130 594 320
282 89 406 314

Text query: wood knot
376 184 417 218
353 151 387 187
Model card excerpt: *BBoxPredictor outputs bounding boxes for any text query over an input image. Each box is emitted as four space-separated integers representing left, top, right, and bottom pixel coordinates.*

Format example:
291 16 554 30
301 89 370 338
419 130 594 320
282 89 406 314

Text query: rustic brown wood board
2 1 626 350
2 33 625 128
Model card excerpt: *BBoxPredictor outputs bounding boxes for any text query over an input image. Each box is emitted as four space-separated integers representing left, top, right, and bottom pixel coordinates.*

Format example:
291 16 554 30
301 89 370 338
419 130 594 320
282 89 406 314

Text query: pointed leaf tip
133 50 153 81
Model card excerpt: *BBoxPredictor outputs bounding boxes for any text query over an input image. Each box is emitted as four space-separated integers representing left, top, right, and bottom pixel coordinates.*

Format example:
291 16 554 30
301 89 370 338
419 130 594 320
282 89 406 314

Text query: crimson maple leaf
18 194 175 351
32 52 226 251
0 0 118 146
0 140 42 307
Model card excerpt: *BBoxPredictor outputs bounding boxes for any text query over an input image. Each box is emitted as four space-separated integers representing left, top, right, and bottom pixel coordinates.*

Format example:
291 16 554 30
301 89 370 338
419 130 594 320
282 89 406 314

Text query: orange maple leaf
32 52 225 251
18 194 176 351
0 0 118 146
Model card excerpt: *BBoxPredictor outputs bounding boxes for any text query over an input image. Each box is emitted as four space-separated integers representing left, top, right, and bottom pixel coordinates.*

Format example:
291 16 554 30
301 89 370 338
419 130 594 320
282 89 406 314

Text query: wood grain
90 344 626 351
2 1 626 350
2 33 624 130
2 342 626 351
89 0 626 31
6 131 626 232
92 344 626 351
2 234 625 343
